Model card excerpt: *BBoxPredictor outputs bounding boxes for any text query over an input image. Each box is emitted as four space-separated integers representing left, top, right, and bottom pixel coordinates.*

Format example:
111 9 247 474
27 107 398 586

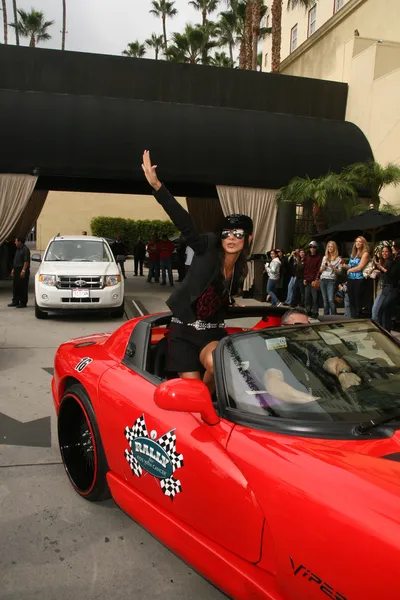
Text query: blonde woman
347 236 370 319
319 241 342 315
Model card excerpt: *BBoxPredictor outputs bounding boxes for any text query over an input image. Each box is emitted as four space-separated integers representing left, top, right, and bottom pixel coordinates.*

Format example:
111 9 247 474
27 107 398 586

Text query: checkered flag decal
157 429 184 472
160 477 182 498
124 414 149 478
124 415 184 498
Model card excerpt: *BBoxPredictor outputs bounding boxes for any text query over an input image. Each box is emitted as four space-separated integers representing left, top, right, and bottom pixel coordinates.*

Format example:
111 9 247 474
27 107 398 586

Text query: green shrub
91 216 178 251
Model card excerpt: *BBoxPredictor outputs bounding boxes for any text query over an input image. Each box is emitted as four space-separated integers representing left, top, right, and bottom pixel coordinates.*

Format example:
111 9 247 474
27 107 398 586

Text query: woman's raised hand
142 150 161 191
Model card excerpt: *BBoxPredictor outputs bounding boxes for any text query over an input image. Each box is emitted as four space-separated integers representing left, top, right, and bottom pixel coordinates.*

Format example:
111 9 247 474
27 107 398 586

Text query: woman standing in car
141 150 253 391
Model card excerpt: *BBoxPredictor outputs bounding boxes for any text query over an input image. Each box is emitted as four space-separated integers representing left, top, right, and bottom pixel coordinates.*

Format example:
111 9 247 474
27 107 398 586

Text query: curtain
9 190 48 240
217 186 277 291
0 174 38 244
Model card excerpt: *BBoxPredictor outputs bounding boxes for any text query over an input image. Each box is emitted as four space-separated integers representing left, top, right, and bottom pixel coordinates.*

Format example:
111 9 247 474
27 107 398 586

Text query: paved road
0 263 225 600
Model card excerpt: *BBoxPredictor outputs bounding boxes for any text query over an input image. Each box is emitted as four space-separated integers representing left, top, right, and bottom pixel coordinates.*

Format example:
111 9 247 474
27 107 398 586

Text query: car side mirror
154 378 219 425
31 253 42 262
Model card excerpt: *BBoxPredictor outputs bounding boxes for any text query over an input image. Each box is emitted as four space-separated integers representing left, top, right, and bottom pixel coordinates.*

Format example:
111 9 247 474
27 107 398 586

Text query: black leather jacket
153 185 242 324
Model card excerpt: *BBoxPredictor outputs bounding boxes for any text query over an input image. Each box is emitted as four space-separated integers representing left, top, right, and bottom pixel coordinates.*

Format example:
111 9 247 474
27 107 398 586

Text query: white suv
33 236 124 319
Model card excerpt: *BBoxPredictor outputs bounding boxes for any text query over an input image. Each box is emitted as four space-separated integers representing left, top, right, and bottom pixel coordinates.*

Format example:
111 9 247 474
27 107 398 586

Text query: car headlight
39 274 56 286
105 275 121 287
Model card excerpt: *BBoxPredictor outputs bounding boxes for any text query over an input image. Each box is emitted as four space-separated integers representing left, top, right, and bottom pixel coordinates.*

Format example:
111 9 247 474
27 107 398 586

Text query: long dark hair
218 233 251 288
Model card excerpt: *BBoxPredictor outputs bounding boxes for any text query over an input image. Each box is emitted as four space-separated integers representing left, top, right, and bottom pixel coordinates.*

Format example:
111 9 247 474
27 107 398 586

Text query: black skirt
167 323 227 373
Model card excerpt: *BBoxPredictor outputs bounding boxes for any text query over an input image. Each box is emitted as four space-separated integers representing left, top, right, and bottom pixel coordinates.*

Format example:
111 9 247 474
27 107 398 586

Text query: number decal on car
124 414 184 498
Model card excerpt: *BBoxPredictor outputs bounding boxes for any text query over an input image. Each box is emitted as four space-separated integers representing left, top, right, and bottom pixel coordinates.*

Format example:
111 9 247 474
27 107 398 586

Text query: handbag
311 279 320 289
363 260 375 279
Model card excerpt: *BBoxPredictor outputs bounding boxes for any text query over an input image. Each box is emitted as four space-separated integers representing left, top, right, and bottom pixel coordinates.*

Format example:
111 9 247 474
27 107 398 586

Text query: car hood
39 261 119 276
228 427 400 518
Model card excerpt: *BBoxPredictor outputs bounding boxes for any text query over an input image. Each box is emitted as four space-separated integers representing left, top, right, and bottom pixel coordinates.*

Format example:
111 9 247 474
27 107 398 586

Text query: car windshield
44 240 113 262
221 321 400 423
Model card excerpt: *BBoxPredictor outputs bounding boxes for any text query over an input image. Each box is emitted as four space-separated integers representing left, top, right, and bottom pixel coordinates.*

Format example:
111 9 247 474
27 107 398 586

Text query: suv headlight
39 274 56 286
105 275 121 287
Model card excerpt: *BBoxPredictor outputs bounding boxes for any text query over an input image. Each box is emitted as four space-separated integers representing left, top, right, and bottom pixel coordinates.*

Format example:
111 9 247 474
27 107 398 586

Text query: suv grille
57 276 103 289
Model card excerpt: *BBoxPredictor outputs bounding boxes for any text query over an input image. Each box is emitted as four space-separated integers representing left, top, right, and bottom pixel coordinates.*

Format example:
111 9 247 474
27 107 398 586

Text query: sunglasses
221 229 245 240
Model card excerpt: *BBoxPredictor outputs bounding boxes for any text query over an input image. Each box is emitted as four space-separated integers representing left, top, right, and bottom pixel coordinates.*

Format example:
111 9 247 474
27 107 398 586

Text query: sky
4 0 221 57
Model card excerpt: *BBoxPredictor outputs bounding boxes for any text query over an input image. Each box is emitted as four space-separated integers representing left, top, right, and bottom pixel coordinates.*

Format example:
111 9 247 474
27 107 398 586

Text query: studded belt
171 317 225 330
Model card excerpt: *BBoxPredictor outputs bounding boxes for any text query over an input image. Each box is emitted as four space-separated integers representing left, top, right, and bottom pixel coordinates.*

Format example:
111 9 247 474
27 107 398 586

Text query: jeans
285 276 297 305
304 283 319 317
160 257 173 285
371 292 384 322
320 278 336 315
344 292 351 317
347 278 364 319
267 279 280 305
295 278 305 306
116 259 126 277
147 260 160 282
134 257 144 275
378 285 398 330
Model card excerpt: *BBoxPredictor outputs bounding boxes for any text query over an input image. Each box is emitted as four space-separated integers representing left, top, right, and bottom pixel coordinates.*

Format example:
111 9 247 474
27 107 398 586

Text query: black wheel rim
58 397 97 494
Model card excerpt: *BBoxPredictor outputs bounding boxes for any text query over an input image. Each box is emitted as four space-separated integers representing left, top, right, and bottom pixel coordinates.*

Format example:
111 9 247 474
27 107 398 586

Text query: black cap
221 214 253 235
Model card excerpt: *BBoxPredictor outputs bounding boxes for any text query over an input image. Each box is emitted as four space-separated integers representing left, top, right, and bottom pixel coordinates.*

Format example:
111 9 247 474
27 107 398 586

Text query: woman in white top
319 240 342 315
265 249 282 306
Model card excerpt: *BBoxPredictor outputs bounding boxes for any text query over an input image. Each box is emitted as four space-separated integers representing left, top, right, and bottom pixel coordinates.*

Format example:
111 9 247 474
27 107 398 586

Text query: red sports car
52 307 400 600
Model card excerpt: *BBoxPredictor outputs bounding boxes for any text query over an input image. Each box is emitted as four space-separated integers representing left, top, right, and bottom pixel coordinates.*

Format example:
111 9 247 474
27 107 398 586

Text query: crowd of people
110 231 194 286
264 237 400 329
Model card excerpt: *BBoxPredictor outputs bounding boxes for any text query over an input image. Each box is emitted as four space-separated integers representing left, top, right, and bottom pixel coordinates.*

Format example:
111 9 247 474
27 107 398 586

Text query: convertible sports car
52 307 400 600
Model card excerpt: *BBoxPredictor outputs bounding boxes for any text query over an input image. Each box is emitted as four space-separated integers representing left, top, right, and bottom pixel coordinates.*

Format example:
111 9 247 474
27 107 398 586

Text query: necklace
224 264 235 304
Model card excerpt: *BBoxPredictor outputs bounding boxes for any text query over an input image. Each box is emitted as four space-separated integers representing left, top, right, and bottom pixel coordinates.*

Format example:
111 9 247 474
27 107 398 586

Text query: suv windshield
221 321 400 423
45 240 112 262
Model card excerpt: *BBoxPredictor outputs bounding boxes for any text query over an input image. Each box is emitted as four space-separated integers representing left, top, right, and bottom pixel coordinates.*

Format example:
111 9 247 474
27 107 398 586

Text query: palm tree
217 10 237 64
1 0 8 44
210 50 234 67
61 0 66 50
276 173 357 233
10 9 54 47
150 0 177 49
145 33 164 59
189 0 219 26
271 0 316 73
166 24 211 64
12 0 19 45
342 161 400 208
200 19 219 63
122 41 146 58
239 0 269 70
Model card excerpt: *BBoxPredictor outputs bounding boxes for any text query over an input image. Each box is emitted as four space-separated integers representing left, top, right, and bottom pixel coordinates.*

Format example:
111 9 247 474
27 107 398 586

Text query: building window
290 24 298 53
334 0 344 13
295 204 304 221
308 5 317 36
264 53 268 68
266 13 270 28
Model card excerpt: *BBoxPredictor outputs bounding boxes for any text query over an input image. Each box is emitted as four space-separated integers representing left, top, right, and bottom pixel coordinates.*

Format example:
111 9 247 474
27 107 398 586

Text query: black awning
0 89 373 195
314 209 400 242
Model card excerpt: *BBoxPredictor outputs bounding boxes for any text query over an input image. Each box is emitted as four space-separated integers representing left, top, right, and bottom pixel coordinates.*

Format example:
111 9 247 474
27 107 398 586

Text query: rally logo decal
75 357 93 372
124 414 184 498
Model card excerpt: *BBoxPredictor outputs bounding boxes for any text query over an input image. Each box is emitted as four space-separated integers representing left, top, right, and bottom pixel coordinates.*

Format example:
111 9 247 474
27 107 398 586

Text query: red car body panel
52 312 400 599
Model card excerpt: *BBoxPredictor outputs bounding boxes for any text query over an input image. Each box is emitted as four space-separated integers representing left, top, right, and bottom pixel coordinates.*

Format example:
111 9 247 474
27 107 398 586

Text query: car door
98 359 265 563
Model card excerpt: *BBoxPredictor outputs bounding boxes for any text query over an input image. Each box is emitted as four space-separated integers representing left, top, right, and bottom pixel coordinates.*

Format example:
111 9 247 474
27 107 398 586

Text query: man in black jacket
133 237 146 276
8 237 31 308
111 233 128 279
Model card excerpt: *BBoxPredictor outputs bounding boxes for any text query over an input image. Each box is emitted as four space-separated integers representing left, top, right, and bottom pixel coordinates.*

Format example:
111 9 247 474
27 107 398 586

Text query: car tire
35 300 48 319
58 383 111 502
112 301 125 319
